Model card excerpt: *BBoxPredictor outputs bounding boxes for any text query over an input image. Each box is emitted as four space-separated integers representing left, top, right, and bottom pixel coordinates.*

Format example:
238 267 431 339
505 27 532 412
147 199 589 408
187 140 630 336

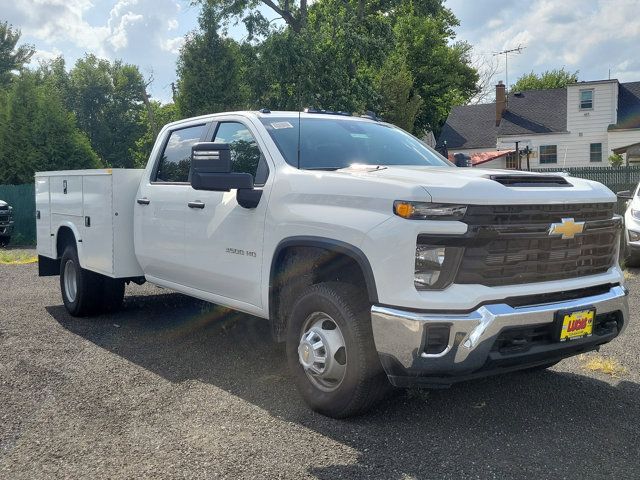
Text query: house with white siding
438 79 640 169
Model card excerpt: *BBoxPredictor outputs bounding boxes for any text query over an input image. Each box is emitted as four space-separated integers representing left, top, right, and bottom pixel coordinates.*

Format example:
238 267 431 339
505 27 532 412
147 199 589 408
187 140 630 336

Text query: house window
539 145 558 164
580 89 593 109
505 152 518 169
590 143 602 162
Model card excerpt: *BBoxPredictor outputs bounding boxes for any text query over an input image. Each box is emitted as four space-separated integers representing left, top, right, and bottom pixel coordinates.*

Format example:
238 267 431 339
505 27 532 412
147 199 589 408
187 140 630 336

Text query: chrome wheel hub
298 312 347 391
63 259 78 303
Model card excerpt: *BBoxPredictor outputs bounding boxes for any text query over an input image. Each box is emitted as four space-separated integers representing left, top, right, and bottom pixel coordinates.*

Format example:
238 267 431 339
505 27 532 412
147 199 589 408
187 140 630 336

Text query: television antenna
493 45 526 92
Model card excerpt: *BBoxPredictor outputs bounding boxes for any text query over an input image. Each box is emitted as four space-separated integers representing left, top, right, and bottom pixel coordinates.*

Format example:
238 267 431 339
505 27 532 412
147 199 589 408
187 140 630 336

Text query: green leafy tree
132 101 180 167
511 68 579 91
176 7 246 117
0 71 101 184
376 54 422 132
68 54 146 168
195 0 309 38
0 21 35 86
184 0 477 134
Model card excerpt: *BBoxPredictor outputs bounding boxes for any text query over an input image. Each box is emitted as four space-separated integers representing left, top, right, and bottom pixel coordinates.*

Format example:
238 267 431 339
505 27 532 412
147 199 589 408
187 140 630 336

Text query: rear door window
154 124 206 183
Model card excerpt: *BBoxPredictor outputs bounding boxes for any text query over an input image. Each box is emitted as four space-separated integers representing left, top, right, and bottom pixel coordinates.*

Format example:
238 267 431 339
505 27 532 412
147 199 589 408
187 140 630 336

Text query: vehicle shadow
46 291 640 479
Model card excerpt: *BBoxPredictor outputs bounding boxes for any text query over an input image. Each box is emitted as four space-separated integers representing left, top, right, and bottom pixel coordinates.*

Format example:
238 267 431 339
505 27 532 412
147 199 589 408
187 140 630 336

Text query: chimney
495 81 506 126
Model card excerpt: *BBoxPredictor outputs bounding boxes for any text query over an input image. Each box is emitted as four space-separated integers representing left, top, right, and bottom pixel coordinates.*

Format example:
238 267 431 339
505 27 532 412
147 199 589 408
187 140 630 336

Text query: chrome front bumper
371 285 628 386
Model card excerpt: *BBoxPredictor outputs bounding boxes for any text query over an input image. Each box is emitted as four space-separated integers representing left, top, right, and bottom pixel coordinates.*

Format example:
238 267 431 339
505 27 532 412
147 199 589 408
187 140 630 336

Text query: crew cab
36 110 629 417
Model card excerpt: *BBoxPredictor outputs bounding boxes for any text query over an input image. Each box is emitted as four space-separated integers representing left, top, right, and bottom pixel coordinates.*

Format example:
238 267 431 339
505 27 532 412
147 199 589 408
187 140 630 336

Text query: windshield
260 117 453 170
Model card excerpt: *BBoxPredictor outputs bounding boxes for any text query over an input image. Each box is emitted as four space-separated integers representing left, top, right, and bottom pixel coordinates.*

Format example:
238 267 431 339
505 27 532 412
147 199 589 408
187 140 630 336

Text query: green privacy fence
532 166 640 194
532 166 640 215
0 184 36 246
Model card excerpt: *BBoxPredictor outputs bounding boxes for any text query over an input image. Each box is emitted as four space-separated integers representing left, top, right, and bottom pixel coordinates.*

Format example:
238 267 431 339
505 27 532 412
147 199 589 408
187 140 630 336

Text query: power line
493 45 525 92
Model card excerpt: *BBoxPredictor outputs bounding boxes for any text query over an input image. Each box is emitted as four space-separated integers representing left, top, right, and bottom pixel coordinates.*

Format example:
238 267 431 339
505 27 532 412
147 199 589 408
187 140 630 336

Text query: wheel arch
55 223 84 266
268 236 378 341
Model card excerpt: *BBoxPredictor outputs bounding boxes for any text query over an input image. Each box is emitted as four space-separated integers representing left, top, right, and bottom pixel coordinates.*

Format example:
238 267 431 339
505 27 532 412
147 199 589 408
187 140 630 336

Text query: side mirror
616 190 633 200
190 142 252 191
190 142 263 209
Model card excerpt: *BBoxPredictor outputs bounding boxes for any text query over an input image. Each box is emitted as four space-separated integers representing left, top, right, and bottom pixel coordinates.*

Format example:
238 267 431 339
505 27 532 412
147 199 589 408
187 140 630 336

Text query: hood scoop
487 174 572 187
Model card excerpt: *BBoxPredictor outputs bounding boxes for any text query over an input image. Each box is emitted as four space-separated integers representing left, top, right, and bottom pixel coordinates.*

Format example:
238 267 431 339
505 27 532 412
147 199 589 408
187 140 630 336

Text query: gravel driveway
1 259 638 479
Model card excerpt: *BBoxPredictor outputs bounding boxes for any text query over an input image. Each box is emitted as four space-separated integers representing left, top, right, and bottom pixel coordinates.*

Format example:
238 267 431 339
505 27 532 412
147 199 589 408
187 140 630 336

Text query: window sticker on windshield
271 121 294 129
350 133 369 138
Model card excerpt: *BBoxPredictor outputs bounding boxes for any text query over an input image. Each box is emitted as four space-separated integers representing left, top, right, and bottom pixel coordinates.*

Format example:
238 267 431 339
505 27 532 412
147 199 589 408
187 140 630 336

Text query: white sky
2 0 640 103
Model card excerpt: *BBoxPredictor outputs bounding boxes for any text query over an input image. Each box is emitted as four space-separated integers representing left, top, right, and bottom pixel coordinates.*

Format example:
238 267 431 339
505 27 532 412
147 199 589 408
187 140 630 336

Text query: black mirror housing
191 142 232 173
191 171 254 191
190 141 263 208
191 142 254 192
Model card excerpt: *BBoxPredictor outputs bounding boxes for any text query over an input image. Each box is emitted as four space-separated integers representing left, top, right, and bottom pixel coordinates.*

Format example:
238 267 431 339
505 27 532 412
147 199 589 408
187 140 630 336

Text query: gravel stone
0 257 638 479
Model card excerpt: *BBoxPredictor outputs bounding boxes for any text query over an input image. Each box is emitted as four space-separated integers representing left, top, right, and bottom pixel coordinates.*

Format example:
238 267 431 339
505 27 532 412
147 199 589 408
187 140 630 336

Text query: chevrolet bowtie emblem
548 218 585 239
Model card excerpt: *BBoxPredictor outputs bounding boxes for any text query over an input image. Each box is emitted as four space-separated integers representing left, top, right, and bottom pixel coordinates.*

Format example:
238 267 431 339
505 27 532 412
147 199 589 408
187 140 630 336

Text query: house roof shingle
497 88 567 136
438 88 568 149
611 81 640 130
438 103 498 149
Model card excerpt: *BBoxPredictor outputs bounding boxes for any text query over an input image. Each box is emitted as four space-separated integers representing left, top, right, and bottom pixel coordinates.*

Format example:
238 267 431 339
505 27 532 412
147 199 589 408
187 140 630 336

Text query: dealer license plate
558 309 595 341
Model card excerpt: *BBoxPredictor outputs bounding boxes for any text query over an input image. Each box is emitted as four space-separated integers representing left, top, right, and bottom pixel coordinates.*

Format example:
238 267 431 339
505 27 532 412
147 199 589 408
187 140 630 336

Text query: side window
213 122 269 185
154 124 206 183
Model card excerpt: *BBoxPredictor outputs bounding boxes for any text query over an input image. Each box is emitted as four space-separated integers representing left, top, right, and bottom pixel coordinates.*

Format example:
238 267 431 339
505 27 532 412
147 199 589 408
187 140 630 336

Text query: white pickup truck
36 110 629 417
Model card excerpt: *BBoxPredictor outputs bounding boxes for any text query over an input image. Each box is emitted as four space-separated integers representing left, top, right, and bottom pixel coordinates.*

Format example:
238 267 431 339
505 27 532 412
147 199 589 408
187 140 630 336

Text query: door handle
188 201 205 209
137 197 150 205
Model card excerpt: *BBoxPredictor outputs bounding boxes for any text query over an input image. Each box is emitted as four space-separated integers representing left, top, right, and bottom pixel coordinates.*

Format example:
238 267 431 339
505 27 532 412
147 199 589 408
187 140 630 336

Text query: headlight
631 209 640 221
414 244 462 290
394 201 467 220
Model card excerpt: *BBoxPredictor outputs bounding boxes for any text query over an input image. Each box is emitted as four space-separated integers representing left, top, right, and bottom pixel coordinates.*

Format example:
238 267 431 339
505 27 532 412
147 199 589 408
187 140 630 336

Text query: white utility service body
36 110 629 417
36 169 144 278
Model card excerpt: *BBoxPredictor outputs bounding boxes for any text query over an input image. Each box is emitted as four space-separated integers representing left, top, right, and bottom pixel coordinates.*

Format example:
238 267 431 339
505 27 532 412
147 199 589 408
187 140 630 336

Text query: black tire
624 244 640 268
286 282 390 418
101 277 125 313
60 244 103 316
0 236 9 247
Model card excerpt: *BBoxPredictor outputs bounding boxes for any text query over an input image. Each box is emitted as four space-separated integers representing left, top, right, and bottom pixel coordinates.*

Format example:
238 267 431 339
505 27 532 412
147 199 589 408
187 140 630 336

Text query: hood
0 200 7 207
336 166 616 205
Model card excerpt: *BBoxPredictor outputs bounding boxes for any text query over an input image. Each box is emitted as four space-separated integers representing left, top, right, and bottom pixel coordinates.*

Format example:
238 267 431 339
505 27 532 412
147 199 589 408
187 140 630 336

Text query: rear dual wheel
60 244 125 316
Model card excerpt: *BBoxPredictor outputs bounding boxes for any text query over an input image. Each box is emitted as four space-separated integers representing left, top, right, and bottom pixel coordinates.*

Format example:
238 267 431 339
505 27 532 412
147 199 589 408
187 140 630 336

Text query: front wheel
624 242 640 267
286 282 389 418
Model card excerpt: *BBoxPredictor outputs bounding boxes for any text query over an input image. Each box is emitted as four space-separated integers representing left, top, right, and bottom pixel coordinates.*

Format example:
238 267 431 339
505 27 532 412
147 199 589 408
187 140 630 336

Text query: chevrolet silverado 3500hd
36 110 629 417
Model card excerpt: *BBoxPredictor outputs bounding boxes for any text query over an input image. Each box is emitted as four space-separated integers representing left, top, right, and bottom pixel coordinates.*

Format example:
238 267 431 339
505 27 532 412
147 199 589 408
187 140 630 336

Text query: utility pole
493 45 525 92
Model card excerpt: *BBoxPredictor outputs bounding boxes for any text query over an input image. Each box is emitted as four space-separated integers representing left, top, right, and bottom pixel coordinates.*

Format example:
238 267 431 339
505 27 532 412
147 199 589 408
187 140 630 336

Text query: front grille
450 203 619 286
0 215 8 223
456 225 618 286
463 203 615 226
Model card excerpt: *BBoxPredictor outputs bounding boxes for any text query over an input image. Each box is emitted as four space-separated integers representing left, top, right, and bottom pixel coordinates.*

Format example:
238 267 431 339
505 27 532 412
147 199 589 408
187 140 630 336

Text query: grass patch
581 354 627 377
0 250 38 265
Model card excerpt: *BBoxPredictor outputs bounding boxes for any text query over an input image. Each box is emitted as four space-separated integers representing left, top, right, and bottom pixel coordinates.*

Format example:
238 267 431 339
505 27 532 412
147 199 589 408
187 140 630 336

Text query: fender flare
269 235 379 305
54 221 85 268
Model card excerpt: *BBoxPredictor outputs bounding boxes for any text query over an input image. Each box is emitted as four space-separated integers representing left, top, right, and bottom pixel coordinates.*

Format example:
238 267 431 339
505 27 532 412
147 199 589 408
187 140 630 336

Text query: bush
609 153 624 167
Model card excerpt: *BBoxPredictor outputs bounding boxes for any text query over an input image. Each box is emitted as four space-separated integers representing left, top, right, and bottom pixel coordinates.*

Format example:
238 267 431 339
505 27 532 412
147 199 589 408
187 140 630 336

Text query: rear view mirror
190 142 253 192
616 190 633 200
